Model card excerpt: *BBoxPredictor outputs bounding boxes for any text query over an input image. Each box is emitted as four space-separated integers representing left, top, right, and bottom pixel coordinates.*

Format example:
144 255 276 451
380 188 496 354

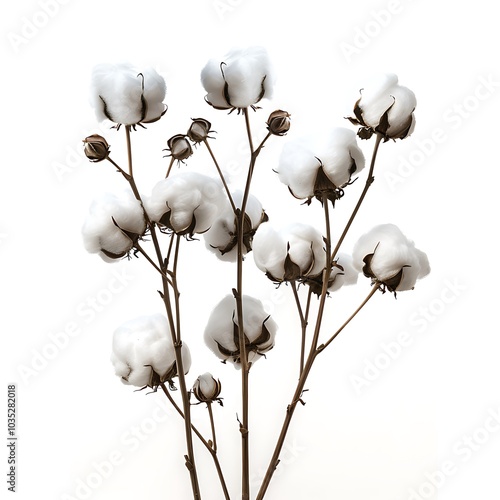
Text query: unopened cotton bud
192 373 222 403
267 110 291 136
83 134 110 162
164 134 193 162
187 118 213 143
348 73 416 141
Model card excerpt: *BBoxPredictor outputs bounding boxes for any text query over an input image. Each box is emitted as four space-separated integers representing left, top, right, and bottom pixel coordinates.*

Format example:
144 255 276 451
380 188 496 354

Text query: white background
2 1 499 499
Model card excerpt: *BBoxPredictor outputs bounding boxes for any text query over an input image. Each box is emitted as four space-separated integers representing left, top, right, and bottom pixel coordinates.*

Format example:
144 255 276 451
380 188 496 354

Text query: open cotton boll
203 191 268 262
145 172 224 237
253 223 325 282
277 128 365 204
204 295 277 367
328 253 359 292
82 190 146 262
90 63 166 126
277 139 320 200
349 73 416 140
111 314 191 389
312 128 365 187
201 46 275 110
352 224 430 292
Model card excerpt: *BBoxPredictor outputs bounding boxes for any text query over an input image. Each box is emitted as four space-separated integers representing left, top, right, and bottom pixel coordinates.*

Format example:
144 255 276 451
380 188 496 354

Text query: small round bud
187 118 213 143
192 373 222 403
266 110 291 136
83 134 110 162
164 134 193 162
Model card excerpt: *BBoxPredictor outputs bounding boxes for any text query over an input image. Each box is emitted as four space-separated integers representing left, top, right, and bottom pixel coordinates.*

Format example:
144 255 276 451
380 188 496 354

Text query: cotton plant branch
290 281 308 376
234 108 270 500
255 281 381 500
83 56 428 500
330 133 383 262
160 383 231 500
256 134 383 499
102 126 203 499
202 138 237 214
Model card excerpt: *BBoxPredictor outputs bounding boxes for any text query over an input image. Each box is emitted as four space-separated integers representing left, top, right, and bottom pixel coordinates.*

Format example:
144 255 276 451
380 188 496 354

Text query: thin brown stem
133 243 173 285
290 281 307 376
235 109 272 500
125 125 134 178
320 282 381 351
330 133 383 261
255 282 381 500
160 385 231 500
207 402 218 454
203 139 237 214
172 235 182 343
256 195 333 499
122 127 201 499
165 156 175 178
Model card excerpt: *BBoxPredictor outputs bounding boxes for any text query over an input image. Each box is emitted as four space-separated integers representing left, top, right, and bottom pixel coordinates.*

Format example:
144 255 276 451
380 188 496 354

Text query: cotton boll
82 190 146 262
111 314 191 389
203 191 267 261
349 73 416 140
277 139 320 200
201 46 275 110
90 63 166 127
352 224 430 292
328 253 359 292
204 295 278 367
277 128 365 204
313 128 365 188
141 67 168 123
145 172 224 236
192 373 222 403
253 223 325 282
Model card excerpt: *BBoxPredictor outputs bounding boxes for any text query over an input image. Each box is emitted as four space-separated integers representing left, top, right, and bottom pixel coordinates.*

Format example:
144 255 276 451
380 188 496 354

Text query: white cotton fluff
277 128 365 200
82 190 146 262
145 172 224 235
204 295 277 367
357 73 416 138
111 314 191 388
90 63 166 125
203 191 266 262
252 223 325 281
201 46 275 109
329 253 359 292
352 224 430 291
